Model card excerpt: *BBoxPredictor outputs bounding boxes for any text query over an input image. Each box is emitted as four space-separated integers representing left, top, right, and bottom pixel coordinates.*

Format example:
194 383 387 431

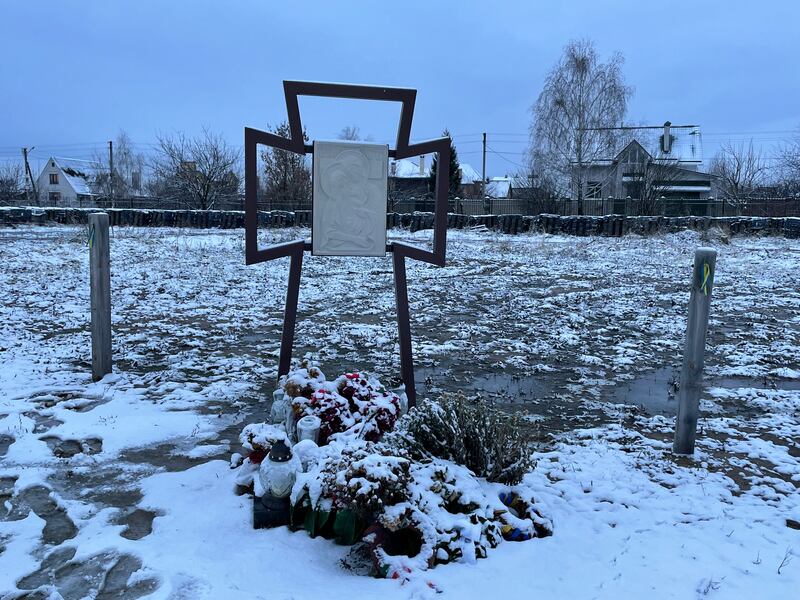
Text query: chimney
419 155 425 176
661 121 672 154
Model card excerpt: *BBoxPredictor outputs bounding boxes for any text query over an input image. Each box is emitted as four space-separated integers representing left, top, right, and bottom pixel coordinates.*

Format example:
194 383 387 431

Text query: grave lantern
258 439 301 499
270 388 290 424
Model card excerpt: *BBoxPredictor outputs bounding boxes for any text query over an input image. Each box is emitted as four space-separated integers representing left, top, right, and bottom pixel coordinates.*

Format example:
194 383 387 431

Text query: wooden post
89 213 112 381
673 247 717 455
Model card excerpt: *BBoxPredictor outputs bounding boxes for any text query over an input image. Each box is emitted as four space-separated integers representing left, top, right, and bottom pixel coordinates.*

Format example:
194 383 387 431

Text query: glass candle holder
258 440 301 499
296 415 321 444
270 388 289 424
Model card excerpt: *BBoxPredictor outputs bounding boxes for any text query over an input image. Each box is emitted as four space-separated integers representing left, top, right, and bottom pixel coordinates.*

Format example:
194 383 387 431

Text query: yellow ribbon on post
701 262 710 296
88 225 95 250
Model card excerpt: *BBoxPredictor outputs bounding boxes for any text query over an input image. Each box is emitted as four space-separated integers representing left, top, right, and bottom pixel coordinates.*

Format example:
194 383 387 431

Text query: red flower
248 448 267 464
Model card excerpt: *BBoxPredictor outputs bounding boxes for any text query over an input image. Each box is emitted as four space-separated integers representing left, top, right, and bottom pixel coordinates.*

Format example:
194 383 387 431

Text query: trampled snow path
0 225 798 598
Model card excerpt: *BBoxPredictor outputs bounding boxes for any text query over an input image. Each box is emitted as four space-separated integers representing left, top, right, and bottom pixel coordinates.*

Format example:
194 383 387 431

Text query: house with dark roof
36 157 97 206
577 123 713 208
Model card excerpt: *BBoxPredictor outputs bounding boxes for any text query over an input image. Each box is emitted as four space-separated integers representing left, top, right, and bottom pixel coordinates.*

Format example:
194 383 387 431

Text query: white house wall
36 159 83 207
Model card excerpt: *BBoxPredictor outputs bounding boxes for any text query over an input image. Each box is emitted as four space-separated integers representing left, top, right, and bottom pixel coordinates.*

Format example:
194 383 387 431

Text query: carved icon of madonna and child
313 142 388 256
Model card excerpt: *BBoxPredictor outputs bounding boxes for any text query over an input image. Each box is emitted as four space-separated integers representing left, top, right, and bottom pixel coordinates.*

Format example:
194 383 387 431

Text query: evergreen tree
260 121 311 209
429 129 461 198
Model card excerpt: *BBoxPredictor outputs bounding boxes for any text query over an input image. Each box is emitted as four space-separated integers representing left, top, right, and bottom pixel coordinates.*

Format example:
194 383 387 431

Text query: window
587 182 602 199
624 182 643 199
48 192 61 203
49 173 59 185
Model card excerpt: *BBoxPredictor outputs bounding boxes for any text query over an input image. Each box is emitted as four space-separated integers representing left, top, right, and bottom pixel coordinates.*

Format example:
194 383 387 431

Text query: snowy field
1 225 799 599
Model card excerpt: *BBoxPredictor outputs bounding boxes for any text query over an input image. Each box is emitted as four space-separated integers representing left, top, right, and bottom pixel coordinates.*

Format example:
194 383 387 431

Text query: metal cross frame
244 81 450 408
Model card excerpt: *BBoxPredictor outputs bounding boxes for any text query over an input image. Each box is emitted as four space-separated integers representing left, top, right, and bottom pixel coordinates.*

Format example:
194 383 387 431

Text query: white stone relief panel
312 141 388 256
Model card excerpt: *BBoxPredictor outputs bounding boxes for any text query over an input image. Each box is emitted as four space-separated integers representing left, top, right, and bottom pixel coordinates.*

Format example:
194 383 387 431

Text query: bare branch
777 129 800 195
150 128 240 210
0 162 24 205
709 140 767 206
338 126 361 141
529 39 632 206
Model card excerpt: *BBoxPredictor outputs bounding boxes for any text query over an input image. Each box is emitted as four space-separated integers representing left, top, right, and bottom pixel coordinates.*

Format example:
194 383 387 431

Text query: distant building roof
486 176 511 198
390 157 482 182
458 163 482 184
390 157 430 178
657 125 703 163
45 157 97 195
511 176 534 189
586 124 704 167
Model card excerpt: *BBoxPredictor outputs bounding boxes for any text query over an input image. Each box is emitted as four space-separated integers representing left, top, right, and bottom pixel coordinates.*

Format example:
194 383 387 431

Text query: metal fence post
89 212 112 380
673 247 717 455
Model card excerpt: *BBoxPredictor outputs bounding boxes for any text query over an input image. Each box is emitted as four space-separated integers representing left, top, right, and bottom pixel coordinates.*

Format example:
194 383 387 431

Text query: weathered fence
410 197 800 218
2 206 799 238
10 196 800 217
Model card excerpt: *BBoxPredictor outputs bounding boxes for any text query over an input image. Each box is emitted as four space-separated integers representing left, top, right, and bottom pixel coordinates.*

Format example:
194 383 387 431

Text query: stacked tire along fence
2 206 799 238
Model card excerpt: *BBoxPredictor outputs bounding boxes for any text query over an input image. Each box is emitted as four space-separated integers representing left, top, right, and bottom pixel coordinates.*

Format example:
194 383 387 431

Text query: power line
487 146 527 169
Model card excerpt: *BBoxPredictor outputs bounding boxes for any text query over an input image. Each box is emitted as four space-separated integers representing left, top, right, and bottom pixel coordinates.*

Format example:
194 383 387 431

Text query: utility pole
22 147 37 206
108 140 114 209
482 132 487 197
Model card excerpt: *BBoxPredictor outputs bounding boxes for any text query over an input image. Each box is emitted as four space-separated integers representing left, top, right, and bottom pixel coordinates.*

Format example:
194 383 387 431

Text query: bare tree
530 39 632 210
709 140 767 206
150 128 240 210
337 125 374 142
521 151 560 200
624 156 683 215
0 162 24 205
260 121 311 210
338 126 361 141
93 131 147 199
778 129 800 196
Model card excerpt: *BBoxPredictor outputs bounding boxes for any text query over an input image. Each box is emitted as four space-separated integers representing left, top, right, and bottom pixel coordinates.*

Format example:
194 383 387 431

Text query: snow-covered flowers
289 369 402 445
233 364 551 580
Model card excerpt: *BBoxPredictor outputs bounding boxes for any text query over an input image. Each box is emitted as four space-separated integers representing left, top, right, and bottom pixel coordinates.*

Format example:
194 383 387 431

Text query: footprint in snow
39 436 103 458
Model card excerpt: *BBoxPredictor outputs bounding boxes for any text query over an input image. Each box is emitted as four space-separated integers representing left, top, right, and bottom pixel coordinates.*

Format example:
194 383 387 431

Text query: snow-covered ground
1 225 798 599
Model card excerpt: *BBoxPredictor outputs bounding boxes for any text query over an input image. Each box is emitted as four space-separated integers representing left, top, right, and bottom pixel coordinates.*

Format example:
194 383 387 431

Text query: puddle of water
16 549 158 600
471 373 552 402
416 367 553 401
603 369 799 417
0 434 13 457
20 485 78 545
708 375 800 391
608 367 679 416
414 366 607 437
17 545 77 589
47 466 144 512
117 508 158 540
32 416 64 434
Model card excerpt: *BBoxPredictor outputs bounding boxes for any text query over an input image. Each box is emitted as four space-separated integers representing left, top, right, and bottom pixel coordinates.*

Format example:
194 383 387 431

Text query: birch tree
530 39 632 210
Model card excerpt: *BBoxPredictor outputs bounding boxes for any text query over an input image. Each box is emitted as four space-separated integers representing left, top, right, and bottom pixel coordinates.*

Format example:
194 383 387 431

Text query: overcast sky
2 1 799 177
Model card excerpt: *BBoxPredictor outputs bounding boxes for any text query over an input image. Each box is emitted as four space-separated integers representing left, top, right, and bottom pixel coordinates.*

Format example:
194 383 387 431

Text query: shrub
385 394 533 484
